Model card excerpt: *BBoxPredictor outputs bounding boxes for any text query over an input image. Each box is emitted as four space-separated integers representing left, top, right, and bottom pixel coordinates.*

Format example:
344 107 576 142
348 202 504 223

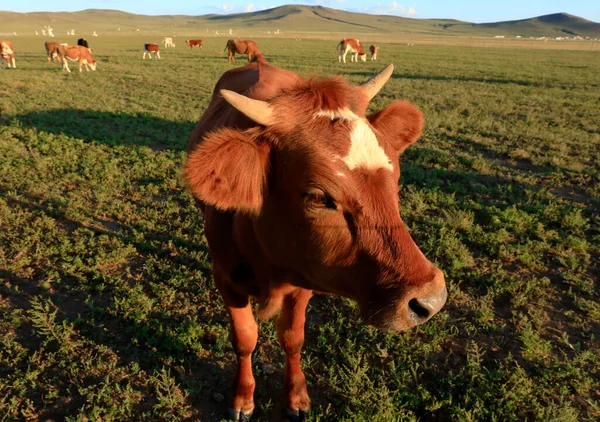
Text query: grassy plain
1 35 599 421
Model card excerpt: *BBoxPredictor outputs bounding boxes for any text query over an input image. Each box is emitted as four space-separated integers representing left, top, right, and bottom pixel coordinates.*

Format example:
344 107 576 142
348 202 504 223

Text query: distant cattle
60 45 97 73
0 40 16 69
163 37 175 48
143 43 161 59
77 38 89 49
224 39 260 64
45 41 62 63
185 39 203 50
369 44 379 61
337 38 366 63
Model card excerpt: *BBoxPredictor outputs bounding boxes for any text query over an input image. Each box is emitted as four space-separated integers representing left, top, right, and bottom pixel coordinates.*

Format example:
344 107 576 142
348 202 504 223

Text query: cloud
365 1 417 17
245 3 256 12
216 4 234 11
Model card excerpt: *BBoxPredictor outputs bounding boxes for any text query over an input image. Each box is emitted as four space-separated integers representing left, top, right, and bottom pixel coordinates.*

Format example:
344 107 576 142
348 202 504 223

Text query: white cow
162 37 175 48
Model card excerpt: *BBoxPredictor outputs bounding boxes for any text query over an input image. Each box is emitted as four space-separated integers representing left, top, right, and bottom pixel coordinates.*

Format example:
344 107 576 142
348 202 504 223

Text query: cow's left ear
367 101 424 154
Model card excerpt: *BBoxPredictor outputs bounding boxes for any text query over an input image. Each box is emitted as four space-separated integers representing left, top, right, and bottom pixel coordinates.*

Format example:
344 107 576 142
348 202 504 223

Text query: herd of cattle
0 37 379 71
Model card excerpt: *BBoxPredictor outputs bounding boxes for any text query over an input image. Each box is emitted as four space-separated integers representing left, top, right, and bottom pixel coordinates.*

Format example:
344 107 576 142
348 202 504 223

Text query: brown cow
370 44 379 61
45 41 62 63
224 39 260 64
185 39 203 50
60 45 97 73
183 55 447 420
143 43 161 59
337 38 367 63
0 40 16 69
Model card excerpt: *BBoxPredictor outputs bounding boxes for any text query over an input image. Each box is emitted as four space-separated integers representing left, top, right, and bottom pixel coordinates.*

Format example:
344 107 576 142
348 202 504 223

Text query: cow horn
220 89 273 126
361 64 394 101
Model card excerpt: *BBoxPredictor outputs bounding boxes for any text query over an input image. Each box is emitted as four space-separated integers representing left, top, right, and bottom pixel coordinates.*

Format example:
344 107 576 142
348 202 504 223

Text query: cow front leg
277 288 312 420
216 271 258 422
227 302 257 421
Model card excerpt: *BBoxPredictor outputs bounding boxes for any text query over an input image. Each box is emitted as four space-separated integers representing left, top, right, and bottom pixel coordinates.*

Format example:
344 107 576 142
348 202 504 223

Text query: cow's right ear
183 128 270 215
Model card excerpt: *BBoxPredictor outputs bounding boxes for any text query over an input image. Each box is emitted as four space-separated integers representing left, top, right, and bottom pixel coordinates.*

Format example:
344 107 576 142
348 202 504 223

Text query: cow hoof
228 408 254 421
285 408 310 422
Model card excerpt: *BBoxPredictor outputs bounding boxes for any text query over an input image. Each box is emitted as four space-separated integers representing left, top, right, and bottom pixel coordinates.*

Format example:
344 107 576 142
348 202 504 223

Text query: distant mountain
474 13 600 37
0 6 598 38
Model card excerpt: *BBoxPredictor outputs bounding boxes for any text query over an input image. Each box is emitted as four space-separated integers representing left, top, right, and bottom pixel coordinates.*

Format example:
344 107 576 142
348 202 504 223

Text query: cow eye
304 189 337 210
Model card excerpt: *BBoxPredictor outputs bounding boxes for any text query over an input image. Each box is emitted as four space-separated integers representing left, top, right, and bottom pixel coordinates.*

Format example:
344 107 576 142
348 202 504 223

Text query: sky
3 0 599 24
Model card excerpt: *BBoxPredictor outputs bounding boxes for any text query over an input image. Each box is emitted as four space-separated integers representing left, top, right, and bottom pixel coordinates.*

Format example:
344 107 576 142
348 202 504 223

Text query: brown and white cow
185 39 203 50
0 40 16 69
60 45 97 73
45 41 62 63
183 55 447 420
337 38 367 63
143 43 161 59
224 39 260 64
370 44 379 61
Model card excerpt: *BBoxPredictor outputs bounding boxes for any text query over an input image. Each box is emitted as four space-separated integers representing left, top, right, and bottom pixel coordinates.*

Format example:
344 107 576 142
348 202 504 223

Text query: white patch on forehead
314 108 393 172
346 119 393 171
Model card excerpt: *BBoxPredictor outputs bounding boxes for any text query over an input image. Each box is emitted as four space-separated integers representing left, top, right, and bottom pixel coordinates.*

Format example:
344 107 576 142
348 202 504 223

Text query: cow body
0 40 16 69
143 43 160 59
370 44 379 61
337 38 367 63
77 38 89 50
163 37 175 48
183 55 447 420
45 40 62 63
224 39 259 64
185 39 203 50
60 45 97 72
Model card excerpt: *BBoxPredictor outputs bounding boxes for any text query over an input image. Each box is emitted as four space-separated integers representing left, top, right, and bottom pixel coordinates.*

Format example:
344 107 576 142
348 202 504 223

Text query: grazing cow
77 38 89 49
185 39 203 50
44 41 62 63
143 43 161 59
0 40 16 69
224 39 260 64
183 55 447 420
369 44 379 61
59 45 97 73
162 37 175 48
337 38 367 63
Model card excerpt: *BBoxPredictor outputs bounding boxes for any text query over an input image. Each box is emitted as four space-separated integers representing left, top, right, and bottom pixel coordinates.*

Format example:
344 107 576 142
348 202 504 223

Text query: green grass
1 36 599 421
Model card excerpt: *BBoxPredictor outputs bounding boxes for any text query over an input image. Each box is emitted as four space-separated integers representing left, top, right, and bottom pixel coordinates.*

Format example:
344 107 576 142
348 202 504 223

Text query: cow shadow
14 109 196 151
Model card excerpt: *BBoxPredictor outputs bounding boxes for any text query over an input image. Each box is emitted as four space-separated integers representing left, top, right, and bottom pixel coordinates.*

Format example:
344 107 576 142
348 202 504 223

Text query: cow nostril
408 298 430 320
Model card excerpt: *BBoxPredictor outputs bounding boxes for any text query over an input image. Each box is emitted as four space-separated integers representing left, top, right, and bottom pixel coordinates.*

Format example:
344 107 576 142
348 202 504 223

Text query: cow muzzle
365 267 447 331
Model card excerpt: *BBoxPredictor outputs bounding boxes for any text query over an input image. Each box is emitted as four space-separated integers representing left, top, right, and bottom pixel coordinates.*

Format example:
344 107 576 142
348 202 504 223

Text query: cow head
359 53 367 62
184 65 447 331
89 60 97 71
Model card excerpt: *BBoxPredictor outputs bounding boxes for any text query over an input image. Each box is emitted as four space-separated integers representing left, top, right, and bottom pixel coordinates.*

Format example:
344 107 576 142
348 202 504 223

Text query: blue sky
4 0 599 23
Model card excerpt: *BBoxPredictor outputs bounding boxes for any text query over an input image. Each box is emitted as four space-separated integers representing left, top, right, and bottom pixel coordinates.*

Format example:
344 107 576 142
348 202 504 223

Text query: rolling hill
0 6 598 38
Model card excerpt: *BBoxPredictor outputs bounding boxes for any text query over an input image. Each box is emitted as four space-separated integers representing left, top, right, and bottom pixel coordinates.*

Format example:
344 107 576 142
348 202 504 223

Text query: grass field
1 36 599 421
